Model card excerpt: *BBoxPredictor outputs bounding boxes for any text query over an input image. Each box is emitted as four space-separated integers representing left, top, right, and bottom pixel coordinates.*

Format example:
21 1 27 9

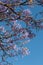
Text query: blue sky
13 30 43 65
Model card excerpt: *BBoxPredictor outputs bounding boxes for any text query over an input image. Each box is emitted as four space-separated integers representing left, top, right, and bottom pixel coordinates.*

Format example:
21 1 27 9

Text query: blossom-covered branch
0 0 43 65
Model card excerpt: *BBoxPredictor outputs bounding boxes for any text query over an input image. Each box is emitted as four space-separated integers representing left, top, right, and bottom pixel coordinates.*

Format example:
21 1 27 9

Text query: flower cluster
0 0 43 65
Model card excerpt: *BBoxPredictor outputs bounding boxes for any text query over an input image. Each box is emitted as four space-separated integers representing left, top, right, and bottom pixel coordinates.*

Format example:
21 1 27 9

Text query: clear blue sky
13 30 43 65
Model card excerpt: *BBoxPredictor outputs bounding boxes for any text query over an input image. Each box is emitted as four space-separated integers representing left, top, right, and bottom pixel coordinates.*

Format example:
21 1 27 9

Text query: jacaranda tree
0 0 43 65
